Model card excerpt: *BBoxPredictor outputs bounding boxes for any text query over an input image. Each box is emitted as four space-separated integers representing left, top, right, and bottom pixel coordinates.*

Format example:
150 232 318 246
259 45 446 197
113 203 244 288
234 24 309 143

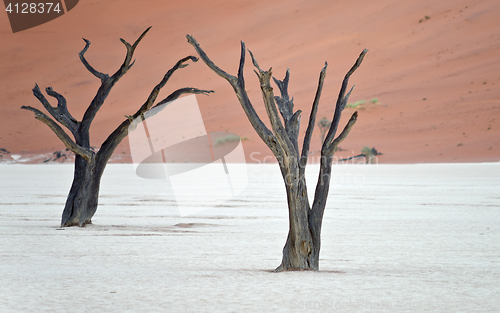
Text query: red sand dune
1 0 499 163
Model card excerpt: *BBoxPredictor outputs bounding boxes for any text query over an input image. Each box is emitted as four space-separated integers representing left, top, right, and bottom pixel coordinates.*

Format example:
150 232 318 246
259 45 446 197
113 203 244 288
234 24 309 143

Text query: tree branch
131 55 203 115
44 87 74 121
97 56 212 165
272 68 293 122
273 69 301 155
32 84 79 135
153 87 213 109
186 35 236 84
21 106 93 162
288 109 301 151
112 26 152 79
237 41 246 83
323 49 367 151
186 35 281 155
80 27 152 138
326 111 358 155
79 38 108 81
300 62 328 169
249 50 295 156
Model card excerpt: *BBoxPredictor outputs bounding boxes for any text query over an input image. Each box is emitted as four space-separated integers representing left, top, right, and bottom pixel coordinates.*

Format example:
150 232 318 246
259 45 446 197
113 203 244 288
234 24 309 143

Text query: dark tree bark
22 28 213 227
187 35 367 271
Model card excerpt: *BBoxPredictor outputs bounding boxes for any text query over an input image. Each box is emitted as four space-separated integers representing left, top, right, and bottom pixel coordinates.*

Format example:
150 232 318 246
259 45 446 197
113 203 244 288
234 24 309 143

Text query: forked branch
272 69 293 122
32 84 79 135
273 70 301 154
248 50 295 155
114 26 152 79
80 27 152 134
98 56 213 162
323 49 368 151
328 111 358 154
135 56 212 114
44 87 77 123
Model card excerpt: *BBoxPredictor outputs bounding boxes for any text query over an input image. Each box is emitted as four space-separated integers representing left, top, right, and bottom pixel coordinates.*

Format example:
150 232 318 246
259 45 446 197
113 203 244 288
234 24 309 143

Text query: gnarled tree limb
32 84 79 135
273 70 301 154
80 27 152 138
79 38 108 81
272 69 293 122
44 87 77 123
97 55 214 165
113 26 152 79
135 56 210 115
20 105 92 161
186 35 280 155
249 50 295 157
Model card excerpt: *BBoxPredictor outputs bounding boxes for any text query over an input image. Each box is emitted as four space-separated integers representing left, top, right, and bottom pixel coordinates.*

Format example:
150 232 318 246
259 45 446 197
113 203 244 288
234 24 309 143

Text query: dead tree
360 146 379 164
187 35 367 271
339 147 382 164
22 28 212 227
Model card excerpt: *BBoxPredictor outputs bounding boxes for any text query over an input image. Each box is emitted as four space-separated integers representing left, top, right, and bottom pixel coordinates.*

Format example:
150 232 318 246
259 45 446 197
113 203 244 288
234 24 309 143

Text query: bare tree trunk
187 35 367 271
22 28 213 227
277 168 315 271
61 156 97 226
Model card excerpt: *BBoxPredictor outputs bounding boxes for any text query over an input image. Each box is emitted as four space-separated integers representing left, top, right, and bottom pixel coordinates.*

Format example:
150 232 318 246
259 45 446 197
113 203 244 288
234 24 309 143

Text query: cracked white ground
1 163 499 312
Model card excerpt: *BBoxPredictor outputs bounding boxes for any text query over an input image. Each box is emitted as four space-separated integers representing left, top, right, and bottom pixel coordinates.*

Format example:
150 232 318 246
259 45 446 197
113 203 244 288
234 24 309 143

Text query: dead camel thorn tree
187 35 367 271
22 27 213 227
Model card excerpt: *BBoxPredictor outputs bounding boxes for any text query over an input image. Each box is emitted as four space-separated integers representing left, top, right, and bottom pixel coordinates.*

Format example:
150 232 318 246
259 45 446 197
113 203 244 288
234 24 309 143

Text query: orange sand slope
1 0 499 163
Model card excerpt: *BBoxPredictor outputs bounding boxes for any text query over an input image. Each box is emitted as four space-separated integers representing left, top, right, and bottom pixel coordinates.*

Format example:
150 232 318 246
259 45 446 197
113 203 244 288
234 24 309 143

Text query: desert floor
1 163 499 312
